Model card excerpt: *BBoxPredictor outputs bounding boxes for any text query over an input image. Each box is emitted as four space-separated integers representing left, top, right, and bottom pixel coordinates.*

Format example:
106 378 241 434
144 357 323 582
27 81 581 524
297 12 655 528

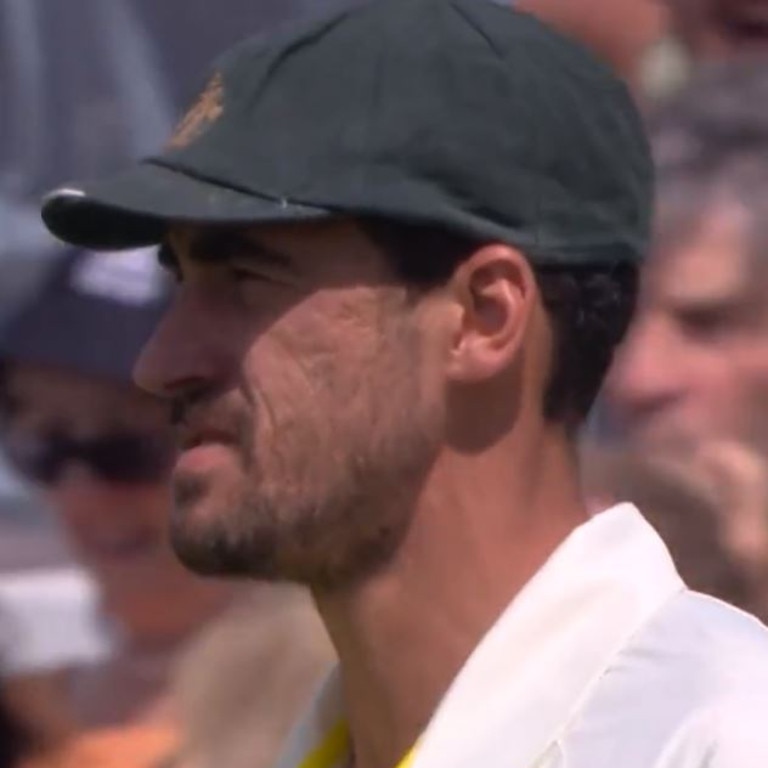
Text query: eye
677 307 733 342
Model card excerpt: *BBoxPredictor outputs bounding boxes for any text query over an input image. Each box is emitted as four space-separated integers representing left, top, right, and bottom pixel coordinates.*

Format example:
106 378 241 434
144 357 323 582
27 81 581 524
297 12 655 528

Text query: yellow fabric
395 747 416 768
296 721 415 768
296 720 349 768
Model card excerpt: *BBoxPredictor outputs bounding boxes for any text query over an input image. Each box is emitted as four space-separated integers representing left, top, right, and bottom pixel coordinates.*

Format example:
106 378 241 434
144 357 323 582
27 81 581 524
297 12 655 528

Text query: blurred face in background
517 0 669 88
607 198 768 453
668 0 768 58
0 363 193 607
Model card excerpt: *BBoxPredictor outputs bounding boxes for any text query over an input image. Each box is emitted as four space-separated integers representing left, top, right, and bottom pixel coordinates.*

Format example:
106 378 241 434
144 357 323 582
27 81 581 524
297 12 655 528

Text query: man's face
134 220 446 588
607 202 768 452
669 0 768 58
1 364 184 598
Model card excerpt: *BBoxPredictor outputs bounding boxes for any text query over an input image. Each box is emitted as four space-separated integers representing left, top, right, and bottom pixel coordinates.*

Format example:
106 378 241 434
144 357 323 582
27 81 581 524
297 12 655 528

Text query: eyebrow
157 231 293 275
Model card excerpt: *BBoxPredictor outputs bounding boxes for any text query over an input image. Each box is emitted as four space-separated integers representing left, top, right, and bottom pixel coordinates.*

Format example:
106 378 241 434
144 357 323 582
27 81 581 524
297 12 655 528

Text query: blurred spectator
515 0 768 101
171 588 334 768
19 726 178 768
0 687 30 768
691 439 768 617
582 443 761 615
0 0 316 548
0 569 104 751
641 0 768 99
1 611 33 768
667 0 768 60
516 0 670 92
0 569 107 688
0 249 232 763
0 248 334 767
606 57 768 457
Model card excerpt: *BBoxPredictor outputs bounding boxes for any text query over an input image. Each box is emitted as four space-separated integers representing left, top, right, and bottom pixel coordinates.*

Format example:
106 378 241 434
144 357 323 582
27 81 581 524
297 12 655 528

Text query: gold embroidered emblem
167 73 224 150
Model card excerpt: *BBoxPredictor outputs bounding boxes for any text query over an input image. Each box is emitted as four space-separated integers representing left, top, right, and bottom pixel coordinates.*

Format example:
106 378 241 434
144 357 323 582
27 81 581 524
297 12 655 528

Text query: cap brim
41 161 332 250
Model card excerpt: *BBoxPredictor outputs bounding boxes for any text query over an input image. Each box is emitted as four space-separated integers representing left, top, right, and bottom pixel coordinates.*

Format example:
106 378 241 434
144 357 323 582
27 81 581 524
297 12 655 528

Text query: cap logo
167 72 224 150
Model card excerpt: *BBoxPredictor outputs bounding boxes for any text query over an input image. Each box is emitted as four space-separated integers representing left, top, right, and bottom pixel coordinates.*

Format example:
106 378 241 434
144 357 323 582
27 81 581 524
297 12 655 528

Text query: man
41 1 768 766
0 248 232 743
607 58 768 456
606 57 768 620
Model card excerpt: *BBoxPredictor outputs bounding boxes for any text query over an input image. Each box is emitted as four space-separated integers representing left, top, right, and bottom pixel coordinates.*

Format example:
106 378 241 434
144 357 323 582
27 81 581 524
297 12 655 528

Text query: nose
133 291 225 400
606 316 688 427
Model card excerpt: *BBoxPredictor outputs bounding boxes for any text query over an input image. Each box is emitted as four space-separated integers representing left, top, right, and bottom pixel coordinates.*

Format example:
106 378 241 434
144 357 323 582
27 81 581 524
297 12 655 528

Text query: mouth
174 426 240 476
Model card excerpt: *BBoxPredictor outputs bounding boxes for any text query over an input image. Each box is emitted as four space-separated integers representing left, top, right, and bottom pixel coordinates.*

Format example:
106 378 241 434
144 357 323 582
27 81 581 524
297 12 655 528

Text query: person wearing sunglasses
0 247 236 759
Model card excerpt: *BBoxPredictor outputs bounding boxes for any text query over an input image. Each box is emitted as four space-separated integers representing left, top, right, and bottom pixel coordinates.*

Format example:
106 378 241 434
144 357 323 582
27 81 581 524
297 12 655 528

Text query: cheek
46 486 101 529
47 484 170 532
247 293 389 410
668 342 738 406
735 340 768 389
726 341 768 424
687 365 742 409
124 485 173 527
243 297 425 464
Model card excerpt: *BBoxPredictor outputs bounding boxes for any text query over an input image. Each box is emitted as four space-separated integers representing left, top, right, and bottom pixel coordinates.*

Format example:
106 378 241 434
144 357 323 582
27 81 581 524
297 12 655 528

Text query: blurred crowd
1 1 768 767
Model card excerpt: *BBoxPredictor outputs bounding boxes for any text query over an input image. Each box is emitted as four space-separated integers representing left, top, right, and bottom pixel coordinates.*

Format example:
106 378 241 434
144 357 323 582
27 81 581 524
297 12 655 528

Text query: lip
175 440 235 475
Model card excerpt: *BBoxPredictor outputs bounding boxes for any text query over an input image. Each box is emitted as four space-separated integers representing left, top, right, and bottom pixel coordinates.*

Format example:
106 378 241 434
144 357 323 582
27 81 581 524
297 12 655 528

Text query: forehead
5 363 165 432
646 202 753 305
165 219 393 283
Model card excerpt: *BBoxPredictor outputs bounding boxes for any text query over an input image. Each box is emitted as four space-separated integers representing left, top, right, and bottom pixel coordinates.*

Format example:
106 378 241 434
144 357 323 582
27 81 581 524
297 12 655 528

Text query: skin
3 364 232 726
607 200 768 454
135 218 588 768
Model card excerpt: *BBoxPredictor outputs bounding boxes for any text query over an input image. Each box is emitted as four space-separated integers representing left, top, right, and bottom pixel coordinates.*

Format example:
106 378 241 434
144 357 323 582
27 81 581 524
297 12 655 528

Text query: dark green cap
42 0 653 265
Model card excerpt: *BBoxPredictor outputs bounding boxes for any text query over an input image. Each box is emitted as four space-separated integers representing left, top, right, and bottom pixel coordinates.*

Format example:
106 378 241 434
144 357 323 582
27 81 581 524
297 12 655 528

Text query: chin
168 478 277 580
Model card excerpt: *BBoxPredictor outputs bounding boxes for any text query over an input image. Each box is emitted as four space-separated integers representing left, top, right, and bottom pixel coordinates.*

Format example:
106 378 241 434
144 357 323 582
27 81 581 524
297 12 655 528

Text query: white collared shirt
276 504 768 768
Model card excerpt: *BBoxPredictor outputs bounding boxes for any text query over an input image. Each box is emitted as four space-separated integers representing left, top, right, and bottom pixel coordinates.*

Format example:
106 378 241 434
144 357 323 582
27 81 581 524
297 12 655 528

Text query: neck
314 428 587 768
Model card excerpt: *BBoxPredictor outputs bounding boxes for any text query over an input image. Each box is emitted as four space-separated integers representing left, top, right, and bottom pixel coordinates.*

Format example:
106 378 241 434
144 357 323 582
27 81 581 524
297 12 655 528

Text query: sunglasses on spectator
1 429 175 486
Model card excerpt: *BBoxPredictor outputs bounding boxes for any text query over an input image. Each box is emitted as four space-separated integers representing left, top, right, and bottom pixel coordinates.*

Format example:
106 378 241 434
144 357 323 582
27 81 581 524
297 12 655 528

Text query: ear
445 244 537 383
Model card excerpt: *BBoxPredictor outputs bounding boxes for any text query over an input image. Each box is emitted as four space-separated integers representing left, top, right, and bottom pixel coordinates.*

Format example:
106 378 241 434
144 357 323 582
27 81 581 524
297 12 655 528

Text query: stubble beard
169 330 443 590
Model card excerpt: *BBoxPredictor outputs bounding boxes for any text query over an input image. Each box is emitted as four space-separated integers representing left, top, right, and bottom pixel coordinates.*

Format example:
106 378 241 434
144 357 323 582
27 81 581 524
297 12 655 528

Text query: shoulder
660 694 768 767
566 593 768 766
677 591 768 762
640 589 768 692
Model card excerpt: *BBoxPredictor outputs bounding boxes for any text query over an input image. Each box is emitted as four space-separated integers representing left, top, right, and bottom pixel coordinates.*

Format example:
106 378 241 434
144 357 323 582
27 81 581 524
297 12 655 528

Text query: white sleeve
706 698 768 768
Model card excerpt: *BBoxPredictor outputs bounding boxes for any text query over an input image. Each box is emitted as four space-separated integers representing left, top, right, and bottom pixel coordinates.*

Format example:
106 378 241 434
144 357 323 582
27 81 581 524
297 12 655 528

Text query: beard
168 316 443 590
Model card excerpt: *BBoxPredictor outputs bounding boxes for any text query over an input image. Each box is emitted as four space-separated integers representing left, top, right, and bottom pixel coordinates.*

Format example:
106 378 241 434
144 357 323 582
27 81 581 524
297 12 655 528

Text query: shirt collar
277 504 685 768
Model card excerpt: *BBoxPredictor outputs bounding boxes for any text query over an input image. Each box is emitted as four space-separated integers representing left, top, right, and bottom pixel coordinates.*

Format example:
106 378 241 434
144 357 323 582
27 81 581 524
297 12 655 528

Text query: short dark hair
360 218 638 427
